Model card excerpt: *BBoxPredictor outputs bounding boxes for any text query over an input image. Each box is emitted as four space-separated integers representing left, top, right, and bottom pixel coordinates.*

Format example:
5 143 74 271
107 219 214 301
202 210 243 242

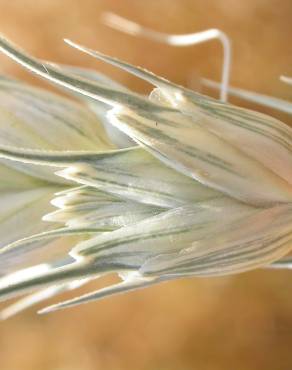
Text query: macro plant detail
0 20 291 319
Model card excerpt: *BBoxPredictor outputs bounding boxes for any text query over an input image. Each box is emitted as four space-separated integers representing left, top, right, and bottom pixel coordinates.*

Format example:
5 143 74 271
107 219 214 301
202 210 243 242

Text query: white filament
101 12 231 102
280 75 292 86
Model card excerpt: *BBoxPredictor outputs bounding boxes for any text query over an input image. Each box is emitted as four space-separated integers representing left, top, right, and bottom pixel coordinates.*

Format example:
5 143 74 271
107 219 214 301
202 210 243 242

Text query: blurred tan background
0 1 292 370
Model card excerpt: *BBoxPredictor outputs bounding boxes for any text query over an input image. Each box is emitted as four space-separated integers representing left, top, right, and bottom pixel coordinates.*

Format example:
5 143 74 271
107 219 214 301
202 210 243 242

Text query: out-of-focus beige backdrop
0 1 292 370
